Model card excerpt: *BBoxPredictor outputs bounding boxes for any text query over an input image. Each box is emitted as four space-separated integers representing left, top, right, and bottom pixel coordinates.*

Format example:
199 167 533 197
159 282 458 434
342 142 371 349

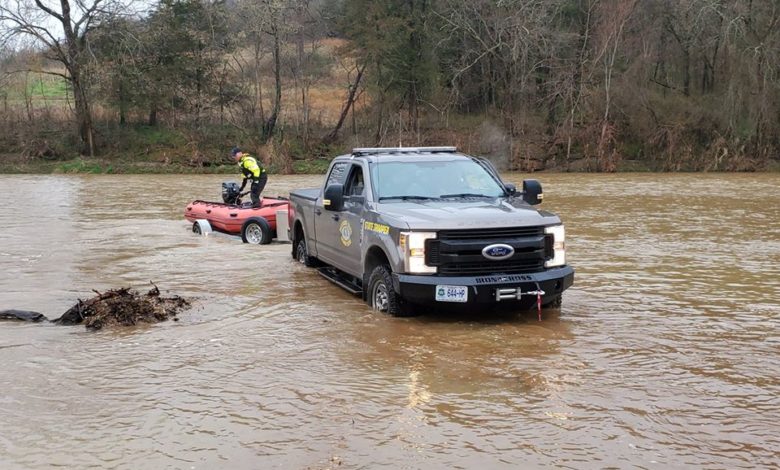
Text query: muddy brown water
0 173 778 469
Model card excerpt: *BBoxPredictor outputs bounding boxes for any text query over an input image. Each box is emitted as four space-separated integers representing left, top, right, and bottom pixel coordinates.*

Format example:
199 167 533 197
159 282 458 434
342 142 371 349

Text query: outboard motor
222 181 241 205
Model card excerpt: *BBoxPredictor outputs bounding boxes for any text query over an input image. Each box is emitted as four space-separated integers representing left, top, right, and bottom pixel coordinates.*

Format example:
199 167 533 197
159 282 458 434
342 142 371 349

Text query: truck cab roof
334 147 492 170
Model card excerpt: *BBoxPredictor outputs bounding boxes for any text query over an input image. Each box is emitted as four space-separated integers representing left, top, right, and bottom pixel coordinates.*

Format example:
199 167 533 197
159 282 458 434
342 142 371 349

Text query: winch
494 285 546 321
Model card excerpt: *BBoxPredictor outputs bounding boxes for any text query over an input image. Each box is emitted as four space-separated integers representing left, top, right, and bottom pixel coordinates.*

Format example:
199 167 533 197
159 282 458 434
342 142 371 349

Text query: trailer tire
193 220 212 235
241 217 272 245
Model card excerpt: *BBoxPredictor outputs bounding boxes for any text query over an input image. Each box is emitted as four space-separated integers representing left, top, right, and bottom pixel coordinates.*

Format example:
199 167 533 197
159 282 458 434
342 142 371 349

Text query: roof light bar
352 146 457 156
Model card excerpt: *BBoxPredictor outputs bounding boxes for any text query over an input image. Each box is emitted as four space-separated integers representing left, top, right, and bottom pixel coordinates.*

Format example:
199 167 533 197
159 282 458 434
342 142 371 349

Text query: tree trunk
301 85 309 148
23 73 32 121
253 43 265 126
149 106 158 126
119 79 127 126
59 0 95 156
195 46 203 129
323 64 365 144
262 25 282 143
682 48 690 96
70 66 95 157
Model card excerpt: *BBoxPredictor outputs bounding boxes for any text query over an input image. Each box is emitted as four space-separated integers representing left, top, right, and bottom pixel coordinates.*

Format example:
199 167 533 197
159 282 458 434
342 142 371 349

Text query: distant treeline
1 0 778 172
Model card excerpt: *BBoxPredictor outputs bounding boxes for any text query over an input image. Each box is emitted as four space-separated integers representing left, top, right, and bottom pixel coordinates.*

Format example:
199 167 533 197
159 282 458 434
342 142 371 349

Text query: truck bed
290 188 319 201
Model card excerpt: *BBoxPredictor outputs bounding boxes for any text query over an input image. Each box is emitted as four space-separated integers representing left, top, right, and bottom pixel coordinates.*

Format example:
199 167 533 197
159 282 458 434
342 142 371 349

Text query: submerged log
0 309 47 322
0 285 191 330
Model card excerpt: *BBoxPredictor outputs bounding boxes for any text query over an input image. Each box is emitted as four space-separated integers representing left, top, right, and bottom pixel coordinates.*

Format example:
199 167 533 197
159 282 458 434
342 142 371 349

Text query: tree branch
34 0 64 22
8 68 70 80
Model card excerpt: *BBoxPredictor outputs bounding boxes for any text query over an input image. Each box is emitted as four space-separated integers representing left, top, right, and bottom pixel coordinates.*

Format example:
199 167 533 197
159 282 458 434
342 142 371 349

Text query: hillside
1 0 779 173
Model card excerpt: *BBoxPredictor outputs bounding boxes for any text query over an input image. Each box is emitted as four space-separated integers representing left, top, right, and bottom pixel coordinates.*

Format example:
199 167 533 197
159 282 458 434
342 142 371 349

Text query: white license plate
435 285 468 303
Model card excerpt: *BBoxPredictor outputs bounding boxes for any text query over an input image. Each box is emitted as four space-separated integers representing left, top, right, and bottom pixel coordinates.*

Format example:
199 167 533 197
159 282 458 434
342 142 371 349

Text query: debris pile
0 284 191 330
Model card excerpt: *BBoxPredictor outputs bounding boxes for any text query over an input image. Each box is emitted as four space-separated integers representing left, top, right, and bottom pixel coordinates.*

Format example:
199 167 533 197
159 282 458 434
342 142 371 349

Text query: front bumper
394 266 574 307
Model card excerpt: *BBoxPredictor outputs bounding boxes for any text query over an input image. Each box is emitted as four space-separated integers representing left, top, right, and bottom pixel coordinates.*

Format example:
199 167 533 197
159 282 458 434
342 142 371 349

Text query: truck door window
326 162 349 186
345 165 365 197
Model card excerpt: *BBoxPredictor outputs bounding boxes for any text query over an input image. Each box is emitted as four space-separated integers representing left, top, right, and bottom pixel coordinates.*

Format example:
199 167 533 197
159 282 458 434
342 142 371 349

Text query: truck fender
362 240 403 300
290 199 318 258
292 219 312 256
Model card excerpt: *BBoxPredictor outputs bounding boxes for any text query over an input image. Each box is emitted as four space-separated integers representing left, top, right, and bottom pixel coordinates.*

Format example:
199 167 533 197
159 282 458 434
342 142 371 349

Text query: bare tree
323 60 365 144
0 0 128 156
229 0 292 144
590 0 636 170
288 0 322 149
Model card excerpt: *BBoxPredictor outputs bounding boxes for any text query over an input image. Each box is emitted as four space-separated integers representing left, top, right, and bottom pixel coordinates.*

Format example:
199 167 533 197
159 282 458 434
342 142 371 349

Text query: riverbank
2 154 778 174
0 155 335 175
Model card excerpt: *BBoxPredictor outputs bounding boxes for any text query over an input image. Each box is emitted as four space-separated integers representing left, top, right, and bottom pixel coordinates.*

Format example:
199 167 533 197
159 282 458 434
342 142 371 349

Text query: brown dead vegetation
53 285 190 329
0 284 191 330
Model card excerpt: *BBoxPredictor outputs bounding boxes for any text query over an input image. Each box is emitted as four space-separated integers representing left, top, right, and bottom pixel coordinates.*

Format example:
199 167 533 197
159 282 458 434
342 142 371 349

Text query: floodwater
0 173 778 469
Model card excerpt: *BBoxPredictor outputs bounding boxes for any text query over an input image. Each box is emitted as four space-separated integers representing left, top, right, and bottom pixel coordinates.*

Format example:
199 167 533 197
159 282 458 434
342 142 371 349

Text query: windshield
372 159 505 201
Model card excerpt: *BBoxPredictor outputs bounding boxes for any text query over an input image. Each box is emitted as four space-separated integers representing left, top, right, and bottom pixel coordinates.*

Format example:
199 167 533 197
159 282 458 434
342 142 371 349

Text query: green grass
617 159 655 172
0 157 241 174
0 152 334 174
132 126 187 147
29 76 69 99
292 158 331 174
56 158 108 174
2 75 70 103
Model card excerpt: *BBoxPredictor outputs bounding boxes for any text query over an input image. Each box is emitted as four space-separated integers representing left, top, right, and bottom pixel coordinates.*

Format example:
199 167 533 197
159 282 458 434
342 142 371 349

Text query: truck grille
427 226 549 275
437 226 544 240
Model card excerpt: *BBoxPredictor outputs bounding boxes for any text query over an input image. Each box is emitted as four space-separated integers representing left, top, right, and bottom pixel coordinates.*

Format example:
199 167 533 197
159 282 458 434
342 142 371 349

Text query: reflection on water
0 173 778 469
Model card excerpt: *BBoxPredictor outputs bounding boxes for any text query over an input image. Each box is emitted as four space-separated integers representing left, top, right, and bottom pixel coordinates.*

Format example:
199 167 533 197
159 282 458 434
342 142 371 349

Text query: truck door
315 161 349 265
318 163 365 276
336 164 367 276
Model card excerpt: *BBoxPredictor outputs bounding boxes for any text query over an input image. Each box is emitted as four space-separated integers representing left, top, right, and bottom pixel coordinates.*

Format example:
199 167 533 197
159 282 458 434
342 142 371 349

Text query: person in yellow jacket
232 147 267 208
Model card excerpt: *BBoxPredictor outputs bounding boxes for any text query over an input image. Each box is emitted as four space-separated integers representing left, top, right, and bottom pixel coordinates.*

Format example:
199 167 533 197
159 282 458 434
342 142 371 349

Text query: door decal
339 220 353 247
364 221 390 235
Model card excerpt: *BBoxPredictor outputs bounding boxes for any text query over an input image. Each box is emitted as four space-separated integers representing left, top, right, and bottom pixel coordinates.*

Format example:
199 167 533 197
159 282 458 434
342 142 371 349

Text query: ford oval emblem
482 243 515 261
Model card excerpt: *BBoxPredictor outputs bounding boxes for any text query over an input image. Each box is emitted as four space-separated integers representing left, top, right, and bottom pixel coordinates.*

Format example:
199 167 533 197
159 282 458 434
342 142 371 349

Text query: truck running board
317 268 363 296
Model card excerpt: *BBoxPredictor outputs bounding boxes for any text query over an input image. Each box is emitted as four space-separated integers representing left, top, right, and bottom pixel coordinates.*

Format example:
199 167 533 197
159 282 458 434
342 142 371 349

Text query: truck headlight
399 231 437 274
544 225 566 268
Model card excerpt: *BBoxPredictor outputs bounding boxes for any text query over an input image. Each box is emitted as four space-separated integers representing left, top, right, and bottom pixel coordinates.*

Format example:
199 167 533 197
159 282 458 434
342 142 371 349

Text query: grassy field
2 73 69 102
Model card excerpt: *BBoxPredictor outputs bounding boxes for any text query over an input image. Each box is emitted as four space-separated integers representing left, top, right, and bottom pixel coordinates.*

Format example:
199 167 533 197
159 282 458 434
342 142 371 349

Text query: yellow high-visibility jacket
238 155 265 180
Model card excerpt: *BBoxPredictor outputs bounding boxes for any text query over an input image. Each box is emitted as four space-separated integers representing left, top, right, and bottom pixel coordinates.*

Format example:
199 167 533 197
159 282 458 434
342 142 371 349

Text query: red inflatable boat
185 182 290 244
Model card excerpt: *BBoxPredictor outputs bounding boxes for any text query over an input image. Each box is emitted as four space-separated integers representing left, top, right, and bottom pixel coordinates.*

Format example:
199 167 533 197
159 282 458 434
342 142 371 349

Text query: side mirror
323 184 344 211
504 183 517 196
522 179 543 205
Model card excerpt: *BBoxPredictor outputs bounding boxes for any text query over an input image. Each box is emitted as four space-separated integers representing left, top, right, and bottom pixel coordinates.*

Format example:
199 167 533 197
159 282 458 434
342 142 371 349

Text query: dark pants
250 173 268 207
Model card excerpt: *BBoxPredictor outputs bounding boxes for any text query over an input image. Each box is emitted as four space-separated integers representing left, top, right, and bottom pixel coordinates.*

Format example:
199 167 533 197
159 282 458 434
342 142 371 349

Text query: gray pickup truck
288 147 574 316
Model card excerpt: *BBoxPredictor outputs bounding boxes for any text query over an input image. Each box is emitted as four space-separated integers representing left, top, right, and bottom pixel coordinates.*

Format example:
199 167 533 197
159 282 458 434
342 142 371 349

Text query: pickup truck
288 147 574 316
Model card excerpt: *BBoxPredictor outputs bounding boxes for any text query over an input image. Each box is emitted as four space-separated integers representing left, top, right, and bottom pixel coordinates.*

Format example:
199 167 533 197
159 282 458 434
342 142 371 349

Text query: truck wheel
542 294 562 309
295 237 318 267
241 217 272 245
367 265 416 317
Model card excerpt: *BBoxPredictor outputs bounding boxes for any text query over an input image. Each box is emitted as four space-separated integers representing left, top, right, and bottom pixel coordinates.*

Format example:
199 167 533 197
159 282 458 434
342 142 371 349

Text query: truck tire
294 237 318 267
367 265 416 317
542 294 562 309
241 217 272 245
